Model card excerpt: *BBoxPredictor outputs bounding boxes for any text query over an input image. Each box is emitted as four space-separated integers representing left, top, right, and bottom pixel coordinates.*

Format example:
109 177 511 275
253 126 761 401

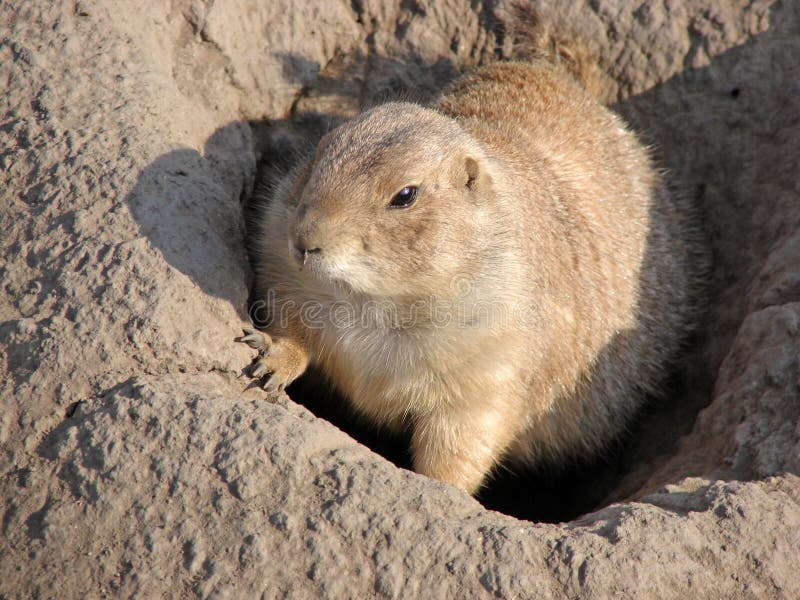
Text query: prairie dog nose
292 201 324 264
291 231 322 266
293 233 322 255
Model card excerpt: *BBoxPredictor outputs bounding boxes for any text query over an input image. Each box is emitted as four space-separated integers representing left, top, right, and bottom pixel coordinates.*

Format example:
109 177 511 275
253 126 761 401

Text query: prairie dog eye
389 185 418 209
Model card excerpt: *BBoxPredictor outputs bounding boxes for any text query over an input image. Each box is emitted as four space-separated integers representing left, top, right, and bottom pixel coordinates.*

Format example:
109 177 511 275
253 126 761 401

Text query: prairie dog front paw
238 327 309 392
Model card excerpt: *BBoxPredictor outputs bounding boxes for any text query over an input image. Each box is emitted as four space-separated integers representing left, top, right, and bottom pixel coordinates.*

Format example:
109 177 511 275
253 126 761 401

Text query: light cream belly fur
311 304 527 429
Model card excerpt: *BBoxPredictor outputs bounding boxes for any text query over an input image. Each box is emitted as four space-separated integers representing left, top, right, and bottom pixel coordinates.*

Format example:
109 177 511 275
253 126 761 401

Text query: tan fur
244 59 699 495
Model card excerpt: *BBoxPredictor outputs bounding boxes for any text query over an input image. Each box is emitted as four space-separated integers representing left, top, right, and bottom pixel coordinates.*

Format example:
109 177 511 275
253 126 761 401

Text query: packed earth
1 1 799 597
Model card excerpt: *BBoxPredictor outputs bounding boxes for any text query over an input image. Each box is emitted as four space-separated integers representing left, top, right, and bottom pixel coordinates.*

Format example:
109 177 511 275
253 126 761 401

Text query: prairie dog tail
503 3 609 101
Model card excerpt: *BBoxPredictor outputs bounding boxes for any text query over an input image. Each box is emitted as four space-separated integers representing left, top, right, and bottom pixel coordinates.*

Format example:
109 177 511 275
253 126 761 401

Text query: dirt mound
2 1 799 597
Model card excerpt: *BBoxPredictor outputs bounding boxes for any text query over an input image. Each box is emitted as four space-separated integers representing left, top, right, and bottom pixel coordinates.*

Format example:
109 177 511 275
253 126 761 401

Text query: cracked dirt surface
1 1 799 597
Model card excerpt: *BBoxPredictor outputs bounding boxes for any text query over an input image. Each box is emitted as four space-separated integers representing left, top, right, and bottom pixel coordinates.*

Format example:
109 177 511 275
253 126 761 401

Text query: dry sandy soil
1 0 799 597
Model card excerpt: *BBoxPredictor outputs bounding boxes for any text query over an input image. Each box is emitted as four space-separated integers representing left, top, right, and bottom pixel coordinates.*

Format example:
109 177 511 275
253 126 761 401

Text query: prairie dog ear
454 155 490 194
465 157 480 190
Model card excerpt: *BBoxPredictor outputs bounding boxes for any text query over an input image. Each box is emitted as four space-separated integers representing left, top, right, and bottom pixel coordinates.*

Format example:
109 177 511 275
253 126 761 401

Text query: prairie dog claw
250 360 270 378
239 327 271 353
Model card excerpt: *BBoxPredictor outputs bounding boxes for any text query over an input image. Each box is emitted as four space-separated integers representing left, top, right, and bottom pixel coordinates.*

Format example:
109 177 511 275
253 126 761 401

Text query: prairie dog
241 59 698 495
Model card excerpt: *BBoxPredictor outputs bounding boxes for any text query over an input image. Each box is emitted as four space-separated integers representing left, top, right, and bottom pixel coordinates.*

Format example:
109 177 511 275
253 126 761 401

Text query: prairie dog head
289 102 495 298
